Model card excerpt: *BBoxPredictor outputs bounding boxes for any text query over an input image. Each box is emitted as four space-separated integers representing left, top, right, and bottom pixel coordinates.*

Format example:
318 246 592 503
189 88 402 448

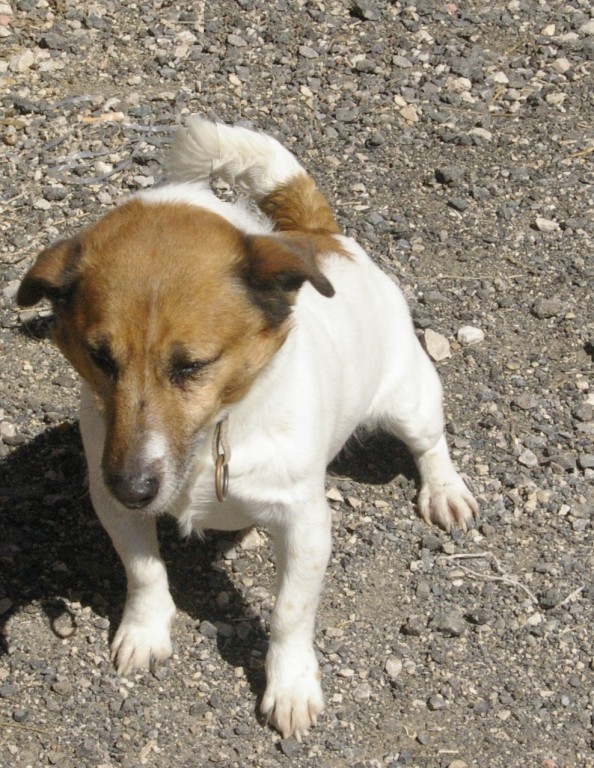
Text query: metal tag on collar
213 416 230 502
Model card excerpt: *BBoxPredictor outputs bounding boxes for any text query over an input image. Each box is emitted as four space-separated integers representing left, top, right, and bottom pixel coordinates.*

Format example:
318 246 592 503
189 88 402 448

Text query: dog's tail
168 118 341 235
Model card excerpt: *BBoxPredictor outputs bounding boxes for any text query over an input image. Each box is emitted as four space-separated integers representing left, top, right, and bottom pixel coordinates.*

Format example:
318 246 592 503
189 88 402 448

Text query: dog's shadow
0 420 416 711
0 423 270 704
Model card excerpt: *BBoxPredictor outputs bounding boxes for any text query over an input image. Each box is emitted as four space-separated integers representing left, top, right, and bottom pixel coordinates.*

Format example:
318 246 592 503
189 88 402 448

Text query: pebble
385 657 403 679
532 298 565 319
353 682 372 701
280 739 300 758
422 329 451 362
51 681 73 696
434 612 465 637
457 326 484 345
326 487 344 502
518 449 538 468
534 216 560 233
435 166 463 185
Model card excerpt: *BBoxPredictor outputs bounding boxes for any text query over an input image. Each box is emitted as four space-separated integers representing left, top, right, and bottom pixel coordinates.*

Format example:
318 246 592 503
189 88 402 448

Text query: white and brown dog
18 119 478 739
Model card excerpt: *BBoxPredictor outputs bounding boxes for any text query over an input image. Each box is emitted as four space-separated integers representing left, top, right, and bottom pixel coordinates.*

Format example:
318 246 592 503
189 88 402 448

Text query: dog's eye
88 345 118 379
170 359 211 387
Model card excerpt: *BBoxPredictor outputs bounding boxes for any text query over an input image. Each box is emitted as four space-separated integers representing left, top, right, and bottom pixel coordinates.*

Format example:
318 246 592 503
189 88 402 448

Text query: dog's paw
111 596 176 676
261 645 324 740
418 474 479 533
111 619 173 676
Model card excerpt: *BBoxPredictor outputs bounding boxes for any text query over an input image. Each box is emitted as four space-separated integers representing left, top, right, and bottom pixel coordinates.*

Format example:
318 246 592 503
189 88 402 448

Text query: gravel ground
1 1 594 766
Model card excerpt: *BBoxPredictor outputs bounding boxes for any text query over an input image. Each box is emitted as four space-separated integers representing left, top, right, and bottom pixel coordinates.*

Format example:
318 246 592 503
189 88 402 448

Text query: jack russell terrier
17 118 478 739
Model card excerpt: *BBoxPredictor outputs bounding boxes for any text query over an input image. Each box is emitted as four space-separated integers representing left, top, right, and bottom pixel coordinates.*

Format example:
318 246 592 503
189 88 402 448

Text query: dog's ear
243 233 335 327
17 238 82 307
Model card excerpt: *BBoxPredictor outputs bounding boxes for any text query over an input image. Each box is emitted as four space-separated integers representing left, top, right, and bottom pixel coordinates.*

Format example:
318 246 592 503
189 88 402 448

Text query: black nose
106 471 160 509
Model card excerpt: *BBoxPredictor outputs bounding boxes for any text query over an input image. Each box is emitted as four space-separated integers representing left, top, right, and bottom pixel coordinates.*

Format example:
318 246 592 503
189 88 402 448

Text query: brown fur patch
260 172 342 236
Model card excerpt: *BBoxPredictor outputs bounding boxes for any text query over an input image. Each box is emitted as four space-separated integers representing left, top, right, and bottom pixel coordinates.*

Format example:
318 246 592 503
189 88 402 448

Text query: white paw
418 474 479 532
261 644 324 740
111 596 176 676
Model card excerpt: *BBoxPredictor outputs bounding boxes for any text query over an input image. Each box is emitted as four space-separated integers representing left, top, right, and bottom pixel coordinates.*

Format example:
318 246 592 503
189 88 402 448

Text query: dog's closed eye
88 344 118 380
169 355 220 388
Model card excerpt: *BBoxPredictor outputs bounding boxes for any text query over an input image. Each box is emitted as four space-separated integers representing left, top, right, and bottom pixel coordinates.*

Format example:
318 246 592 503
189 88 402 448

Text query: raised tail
167 117 341 235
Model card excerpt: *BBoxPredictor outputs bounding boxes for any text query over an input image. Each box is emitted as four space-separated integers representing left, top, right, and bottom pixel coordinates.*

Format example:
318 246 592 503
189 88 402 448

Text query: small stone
552 57 571 74
468 127 492 142
518 449 538 468
422 329 451 362
534 216 560 233
401 616 425 637
579 20 594 35
448 197 468 212
353 682 371 701
385 656 403 679
578 454 594 470
457 326 484 345
299 45 318 58
51 681 73 696
346 496 362 510
417 730 430 745
532 298 564 319
434 612 465 637
238 527 264 550
199 620 218 639
512 394 538 411
448 759 468 768
427 694 446 711
435 166 462 185
227 34 247 47
280 739 300 758
9 50 35 72
400 106 419 123
491 71 509 84
326 487 344 503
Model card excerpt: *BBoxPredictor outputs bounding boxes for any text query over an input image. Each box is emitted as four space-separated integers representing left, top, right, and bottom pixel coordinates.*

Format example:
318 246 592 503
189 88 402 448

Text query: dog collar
213 416 231 502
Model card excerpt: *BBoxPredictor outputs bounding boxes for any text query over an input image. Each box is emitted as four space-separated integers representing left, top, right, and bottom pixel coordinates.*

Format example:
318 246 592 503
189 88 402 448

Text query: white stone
492 71 509 84
579 20 594 35
535 216 560 233
400 105 419 123
385 656 403 679
552 57 571 74
457 325 485 345
469 127 492 142
518 449 538 468
326 486 344 503
0 422 16 440
238 527 264 551
422 329 451 361
9 50 35 72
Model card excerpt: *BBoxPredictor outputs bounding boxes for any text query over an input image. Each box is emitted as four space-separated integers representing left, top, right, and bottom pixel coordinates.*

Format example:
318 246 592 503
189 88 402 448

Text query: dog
17 118 478 739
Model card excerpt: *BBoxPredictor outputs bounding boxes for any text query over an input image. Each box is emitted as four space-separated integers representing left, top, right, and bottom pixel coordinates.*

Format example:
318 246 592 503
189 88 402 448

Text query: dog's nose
107 471 160 509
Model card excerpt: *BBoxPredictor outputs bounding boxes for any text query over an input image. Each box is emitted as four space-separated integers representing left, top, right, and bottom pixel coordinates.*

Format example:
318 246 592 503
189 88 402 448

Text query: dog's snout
107 469 160 509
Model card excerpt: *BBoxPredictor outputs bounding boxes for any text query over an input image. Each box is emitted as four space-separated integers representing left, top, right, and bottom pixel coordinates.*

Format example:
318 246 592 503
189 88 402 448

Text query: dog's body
18 119 477 739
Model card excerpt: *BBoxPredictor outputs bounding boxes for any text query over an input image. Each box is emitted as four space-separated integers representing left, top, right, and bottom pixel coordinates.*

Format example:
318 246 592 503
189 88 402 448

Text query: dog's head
18 200 334 512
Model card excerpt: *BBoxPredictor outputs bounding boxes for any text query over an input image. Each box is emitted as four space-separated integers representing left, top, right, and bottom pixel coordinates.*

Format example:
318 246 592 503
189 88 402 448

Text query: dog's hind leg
168 118 341 235
370 341 478 533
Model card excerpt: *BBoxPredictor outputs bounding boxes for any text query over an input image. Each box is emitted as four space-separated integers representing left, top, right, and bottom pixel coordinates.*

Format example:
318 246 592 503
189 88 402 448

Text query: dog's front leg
261 495 332 740
92 486 176 676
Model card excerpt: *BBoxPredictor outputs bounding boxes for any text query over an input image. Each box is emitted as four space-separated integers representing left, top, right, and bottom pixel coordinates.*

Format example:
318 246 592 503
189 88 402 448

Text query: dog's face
18 201 333 512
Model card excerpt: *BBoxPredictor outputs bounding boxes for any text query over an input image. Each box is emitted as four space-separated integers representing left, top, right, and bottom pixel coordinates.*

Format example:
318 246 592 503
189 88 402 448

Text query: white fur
79 120 478 740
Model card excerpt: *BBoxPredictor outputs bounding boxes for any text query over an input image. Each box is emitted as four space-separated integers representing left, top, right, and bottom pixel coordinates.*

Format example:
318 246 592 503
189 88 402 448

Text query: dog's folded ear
17 238 82 307
243 233 335 327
